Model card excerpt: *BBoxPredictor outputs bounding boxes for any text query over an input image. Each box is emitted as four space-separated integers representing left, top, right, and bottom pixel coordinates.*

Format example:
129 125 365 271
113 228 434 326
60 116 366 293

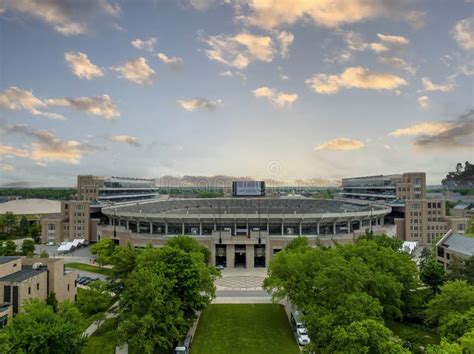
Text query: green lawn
82 318 118 354
191 304 300 354
66 262 114 277
385 320 440 345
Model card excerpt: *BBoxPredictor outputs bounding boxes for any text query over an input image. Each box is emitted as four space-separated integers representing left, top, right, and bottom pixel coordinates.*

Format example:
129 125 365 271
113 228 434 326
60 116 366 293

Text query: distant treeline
0 188 76 200
428 188 474 196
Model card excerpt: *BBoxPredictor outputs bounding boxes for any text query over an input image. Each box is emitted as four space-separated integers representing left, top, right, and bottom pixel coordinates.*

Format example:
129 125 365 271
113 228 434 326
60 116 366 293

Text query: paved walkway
214 268 272 303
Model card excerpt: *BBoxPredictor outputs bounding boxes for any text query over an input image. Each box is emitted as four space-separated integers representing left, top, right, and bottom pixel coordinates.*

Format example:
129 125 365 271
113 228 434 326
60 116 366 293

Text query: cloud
378 57 416 75
204 32 275 69
131 37 157 52
64 51 104 80
314 138 365 151
0 124 95 164
0 0 120 36
219 70 247 83
176 98 222 112
0 163 15 172
376 33 409 49
306 67 407 94
412 110 474 150
113 58 155 86
156 53 184 70
186 0 218 11
108 135 141 147
344 31 409 53
417 96 430 110
421 77 455 92
252 86 298 107
0 87 64 120
277 31 294 58
389 122 453 137
239 0 423 29
453 18 474 50
0 145 30 158
46 95 120 120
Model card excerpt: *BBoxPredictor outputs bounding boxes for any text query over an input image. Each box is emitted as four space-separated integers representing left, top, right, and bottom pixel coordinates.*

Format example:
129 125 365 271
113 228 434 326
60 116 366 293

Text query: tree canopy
442 161 474 187
0 300 85 354
114 238 218 353
263 235 419 352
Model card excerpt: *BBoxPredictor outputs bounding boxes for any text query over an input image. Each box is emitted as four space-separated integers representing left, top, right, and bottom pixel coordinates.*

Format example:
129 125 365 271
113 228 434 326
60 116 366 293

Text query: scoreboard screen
232 181 265 197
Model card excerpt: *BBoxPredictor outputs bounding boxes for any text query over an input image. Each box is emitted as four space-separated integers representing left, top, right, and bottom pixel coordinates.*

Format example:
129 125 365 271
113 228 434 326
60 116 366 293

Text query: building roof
453 203 472 210
0 266 47 283
0 256 21 265
104 198 388 216
441 233 474 257
41 212 62 220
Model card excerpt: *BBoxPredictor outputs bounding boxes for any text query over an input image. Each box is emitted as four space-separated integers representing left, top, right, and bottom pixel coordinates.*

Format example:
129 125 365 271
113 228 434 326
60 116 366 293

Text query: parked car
216 264 225 271
175 335 192 354
296 327 310 346
79 277 92 285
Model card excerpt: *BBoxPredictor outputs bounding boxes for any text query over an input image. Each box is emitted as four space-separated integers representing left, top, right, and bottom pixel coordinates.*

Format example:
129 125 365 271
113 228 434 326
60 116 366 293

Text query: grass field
191 304 300 354
82 318 118 354
66 262 114 277
386 320 440 345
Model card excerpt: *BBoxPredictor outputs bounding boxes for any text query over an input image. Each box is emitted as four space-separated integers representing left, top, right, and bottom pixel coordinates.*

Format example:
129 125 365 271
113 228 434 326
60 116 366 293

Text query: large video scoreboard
232 181 265 197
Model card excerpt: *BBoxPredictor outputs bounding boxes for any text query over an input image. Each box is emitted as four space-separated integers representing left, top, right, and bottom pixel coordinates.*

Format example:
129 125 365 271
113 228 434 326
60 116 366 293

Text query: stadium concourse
98 198 391 269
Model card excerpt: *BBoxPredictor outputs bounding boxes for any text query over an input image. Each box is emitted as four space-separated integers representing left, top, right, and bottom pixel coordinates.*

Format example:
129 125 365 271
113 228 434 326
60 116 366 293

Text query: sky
0 0 473 187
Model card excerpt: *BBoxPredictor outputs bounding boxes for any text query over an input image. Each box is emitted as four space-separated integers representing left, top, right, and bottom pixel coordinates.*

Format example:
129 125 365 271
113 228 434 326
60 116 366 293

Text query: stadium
98 196 391 269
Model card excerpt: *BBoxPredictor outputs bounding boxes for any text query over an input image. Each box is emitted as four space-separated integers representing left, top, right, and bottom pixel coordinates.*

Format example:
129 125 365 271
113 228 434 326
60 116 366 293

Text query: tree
3 212 17 235
447 255 465 281
40 250 49 258
76 280 113 315
263 236 420 352
0 300 85 354
21 239 35 256
90 238 116 266
284 236 310 251
1 240 17 256
425 280 474 340
46 292 58 312
118 267 185 352
438 307 474 342
420 256 447 293
331 319 409 353
442 161 474 187
462 255 474 284
426 340 463 354
29 223 42 244
166 235 210 264
117 242 218 353
19 216 29 237
110 243 137 281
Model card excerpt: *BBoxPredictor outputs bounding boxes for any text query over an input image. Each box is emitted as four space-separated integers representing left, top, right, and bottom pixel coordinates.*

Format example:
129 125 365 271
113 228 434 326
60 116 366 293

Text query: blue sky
0 0 472 186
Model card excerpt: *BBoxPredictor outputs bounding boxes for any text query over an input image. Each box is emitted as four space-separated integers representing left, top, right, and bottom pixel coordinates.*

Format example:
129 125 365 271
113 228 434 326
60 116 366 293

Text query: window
67 284 70 292
28 287 31 295
37 283 39 291
3 286 11 302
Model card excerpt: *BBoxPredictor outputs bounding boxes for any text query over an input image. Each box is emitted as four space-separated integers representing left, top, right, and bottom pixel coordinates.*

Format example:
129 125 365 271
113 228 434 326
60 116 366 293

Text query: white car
296 327 310 346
